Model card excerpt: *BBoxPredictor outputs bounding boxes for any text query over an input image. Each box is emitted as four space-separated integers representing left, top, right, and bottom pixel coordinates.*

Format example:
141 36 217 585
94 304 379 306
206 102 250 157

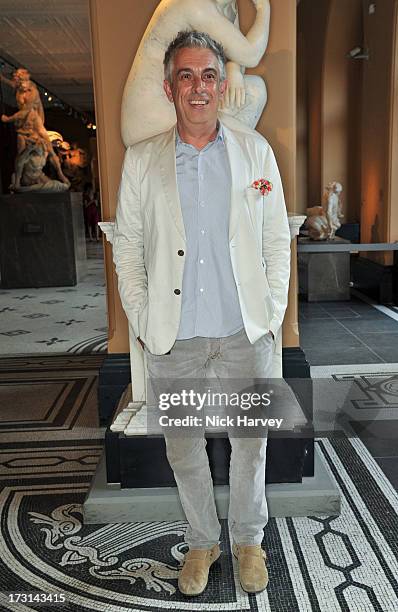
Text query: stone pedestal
298 237 351 301
285 214 307 348
0 192 87 288
83 444 340 524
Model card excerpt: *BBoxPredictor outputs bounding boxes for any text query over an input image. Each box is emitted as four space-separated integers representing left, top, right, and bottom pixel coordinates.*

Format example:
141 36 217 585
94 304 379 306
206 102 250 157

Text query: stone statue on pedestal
1 67 70 192
122 0 270 146
306 182 344 241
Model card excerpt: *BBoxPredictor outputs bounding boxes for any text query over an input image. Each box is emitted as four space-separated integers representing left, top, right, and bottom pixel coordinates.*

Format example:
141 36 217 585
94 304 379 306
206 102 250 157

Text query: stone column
284 215 307 348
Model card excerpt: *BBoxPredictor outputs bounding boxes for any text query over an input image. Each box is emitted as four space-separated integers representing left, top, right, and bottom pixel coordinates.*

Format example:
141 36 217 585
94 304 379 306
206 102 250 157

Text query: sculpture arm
221 61 246 109
261 145 291 339
1 110 24 123
112 146 148 339
192 0 270 68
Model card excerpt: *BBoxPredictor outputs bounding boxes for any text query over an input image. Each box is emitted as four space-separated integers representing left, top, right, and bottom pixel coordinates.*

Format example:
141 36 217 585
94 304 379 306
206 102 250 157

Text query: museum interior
0 0 397 610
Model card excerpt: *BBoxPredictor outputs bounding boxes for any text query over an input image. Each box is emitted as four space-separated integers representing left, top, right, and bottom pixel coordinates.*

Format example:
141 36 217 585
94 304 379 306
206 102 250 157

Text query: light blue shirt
175 124 244 339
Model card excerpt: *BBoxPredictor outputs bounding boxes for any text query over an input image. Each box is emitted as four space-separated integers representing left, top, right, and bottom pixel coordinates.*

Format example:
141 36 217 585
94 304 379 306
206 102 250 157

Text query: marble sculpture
121 0 271 146
1 67 70 192
306 182 344 241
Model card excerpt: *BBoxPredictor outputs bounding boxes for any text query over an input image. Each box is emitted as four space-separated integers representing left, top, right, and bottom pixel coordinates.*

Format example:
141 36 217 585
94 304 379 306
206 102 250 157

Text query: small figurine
306 182 344 241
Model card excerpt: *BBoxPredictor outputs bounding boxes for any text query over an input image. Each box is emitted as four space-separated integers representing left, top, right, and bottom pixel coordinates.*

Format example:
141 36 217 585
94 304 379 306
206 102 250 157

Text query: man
113 30 291 597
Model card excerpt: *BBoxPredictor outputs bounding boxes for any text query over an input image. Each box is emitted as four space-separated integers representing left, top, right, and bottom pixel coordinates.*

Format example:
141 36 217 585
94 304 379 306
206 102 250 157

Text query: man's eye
180 73 191 80
204 73 216 80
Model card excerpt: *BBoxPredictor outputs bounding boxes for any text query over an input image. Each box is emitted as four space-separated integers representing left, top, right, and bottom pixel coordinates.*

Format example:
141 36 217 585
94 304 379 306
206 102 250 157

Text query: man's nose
192 75 205 92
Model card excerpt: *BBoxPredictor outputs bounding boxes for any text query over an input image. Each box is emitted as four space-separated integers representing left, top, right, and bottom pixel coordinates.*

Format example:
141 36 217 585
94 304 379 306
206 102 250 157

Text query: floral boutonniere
251 178 273 196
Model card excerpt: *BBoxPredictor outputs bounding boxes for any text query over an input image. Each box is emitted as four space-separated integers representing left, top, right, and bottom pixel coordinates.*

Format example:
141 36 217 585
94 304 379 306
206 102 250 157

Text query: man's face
163 47 227 130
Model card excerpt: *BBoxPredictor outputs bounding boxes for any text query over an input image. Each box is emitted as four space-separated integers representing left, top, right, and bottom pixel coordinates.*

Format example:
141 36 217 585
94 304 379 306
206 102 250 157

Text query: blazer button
174 289 181 295
178 249 184 256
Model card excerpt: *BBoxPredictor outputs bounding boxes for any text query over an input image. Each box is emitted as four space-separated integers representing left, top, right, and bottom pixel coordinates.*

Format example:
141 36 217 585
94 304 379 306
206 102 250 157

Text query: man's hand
137 337 145 350
221 62 245 110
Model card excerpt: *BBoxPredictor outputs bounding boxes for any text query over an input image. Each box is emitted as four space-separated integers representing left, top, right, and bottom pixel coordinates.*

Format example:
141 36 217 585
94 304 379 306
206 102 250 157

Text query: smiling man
163 45 226 145
113 30 291 597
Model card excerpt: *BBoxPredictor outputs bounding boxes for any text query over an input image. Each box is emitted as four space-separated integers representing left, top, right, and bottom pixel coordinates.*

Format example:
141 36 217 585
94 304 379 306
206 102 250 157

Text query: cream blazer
113 123 291 359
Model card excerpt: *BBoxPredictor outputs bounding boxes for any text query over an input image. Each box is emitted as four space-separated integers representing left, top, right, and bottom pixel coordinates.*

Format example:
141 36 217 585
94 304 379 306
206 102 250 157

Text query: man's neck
176 121 218 151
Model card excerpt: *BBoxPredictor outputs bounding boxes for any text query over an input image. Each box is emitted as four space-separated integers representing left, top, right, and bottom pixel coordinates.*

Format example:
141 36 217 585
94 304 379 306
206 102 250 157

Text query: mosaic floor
0 243 107 356
0 356 398 611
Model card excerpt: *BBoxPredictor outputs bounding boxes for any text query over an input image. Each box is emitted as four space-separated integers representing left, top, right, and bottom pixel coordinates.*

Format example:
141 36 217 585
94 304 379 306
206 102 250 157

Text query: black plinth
352 256 395 303
0 192 87 288
98 354 131 426
283 347 314 477
110 433 311 487
298 237 351 301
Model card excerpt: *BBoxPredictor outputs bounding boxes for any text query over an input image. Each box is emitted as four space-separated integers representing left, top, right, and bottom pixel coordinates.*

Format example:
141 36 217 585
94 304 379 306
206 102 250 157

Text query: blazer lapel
223 125 244 241
159 126 186 242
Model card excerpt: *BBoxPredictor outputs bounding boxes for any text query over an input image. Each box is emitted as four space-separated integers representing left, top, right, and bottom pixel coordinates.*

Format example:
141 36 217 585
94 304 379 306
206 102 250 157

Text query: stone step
83 444 340 524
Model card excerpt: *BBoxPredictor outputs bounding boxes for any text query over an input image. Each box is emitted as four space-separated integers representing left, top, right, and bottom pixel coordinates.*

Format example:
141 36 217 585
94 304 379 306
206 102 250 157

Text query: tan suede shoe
232 543 268 593
178 544 221 596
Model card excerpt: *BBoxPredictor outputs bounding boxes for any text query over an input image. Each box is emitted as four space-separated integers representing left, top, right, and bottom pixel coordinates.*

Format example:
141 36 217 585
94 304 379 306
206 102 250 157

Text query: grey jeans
145 327 274 549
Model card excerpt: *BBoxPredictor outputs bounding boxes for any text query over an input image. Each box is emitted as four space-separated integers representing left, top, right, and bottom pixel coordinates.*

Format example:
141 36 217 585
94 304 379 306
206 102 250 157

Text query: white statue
121 0 270 146
1 67 70 192
306 182 344 241
325 181 344 239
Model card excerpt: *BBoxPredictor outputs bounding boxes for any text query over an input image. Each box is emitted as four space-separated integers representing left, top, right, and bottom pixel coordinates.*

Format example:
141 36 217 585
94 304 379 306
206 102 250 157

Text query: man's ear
163 79 174 103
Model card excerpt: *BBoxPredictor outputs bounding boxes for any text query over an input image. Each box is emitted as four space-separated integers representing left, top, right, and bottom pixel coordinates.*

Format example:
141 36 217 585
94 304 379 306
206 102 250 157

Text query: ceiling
0 0 93 112
0 0 302 115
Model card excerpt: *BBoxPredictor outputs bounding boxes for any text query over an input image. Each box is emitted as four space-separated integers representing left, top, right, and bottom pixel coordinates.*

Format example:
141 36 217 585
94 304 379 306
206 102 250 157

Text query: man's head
163 30 227 131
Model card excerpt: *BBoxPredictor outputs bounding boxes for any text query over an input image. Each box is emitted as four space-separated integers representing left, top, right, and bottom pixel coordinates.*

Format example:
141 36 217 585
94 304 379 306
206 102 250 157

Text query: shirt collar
175 121 224 147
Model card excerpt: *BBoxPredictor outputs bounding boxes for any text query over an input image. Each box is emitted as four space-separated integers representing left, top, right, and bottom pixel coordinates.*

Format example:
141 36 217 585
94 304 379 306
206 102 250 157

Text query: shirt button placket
197 155 205 331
